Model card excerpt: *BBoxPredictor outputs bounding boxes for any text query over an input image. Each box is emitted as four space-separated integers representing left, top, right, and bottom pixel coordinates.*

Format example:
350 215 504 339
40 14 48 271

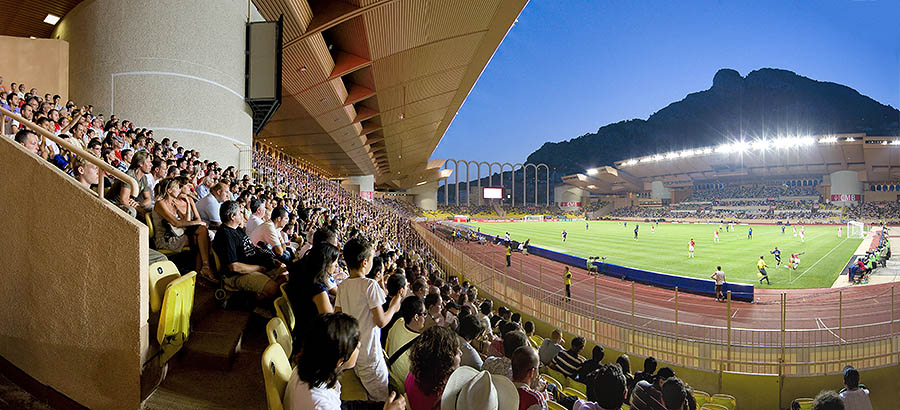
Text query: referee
758 256 770 285
506 245 512 267
564 267 572 301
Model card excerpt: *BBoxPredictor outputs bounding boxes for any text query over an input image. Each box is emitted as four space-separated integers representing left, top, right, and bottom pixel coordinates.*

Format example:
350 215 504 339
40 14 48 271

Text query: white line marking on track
731 309 739 319
816 317 847 343
789 238 848 284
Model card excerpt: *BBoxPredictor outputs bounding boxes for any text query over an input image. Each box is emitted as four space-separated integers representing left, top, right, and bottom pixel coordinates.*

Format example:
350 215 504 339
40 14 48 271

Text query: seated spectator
14 129 40 156
71 157 99 189
250 206 291 262
441 366 519 410
661 377 696 410
538 329 565 366
551 336 585 380
484 330 529 380
812 391 845 410
405 326 460 410
212 200 285 298
283 313 405 410
196 182 229 229
335 236 404 402
477 300 494 335
379 273 408 346
456 314 485 370
633 356 658 387
245 198 266 236
616 355 634 402
577 345 605 382
523 321 535 338
386 296 426 393
444 300 460 331
839 366 873 410
510 345 548 410
573 363 627 410
631 367 675 410
107 150 154 216
152 177 213 279
287 243 340 341
423 293 445 330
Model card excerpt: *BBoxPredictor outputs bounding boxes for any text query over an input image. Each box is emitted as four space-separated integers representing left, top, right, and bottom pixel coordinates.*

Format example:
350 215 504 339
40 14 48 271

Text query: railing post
892 285 896 364
726 290 732 372
593 274 598 339
780 293 786 377
631 281 635 354
839 290 843 366
674 287 679 361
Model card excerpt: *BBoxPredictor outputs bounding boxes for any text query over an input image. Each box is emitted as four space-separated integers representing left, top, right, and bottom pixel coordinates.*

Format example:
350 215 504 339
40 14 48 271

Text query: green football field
465 220 863 289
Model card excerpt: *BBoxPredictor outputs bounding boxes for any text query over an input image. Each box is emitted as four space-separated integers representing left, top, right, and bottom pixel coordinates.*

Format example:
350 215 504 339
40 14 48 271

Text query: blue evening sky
432 0 900 167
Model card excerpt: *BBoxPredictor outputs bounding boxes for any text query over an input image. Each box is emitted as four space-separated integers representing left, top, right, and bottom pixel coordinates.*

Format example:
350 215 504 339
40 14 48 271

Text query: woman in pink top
405 327 461 410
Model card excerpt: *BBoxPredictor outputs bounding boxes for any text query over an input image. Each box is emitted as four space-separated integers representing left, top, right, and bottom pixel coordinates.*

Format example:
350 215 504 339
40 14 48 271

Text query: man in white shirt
197 183 229 230
385 296 425 393
250 206 290 259
839 366 873 410
710 266 726 302
245 199 266 237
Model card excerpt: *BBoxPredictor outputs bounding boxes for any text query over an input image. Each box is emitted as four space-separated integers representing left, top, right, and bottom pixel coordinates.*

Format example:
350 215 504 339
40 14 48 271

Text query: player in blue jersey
771 247 782 267
781 225 786 234
634 225 639 240
561 230 567 242
748 226 753 239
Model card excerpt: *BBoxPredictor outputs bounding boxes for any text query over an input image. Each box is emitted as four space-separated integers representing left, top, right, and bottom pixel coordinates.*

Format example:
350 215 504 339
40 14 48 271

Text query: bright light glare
44 14 60 25
587 185 597 189
586 168 598 175
891 140 900 145
665 152 679 159
846 137 856 142
701 148 713 154
640 157 652 163
819 136 838 144
751 139 768 151
652 154 663 161
679 150 694 158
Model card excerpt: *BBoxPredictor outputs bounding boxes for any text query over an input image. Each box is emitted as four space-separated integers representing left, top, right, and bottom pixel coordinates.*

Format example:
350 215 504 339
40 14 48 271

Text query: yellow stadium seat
701 404 729 410
541 366 568 387
548 401 566 410
529 335 542 348
145 213 155 239
541 374 563 392
710 393 736 410
274 296 295 332
149 261 180 313
563 387 586 400
340 368 368 401
266 317 292 358
261 343 291 410
157 271 196 364
693 390 711 408
793 398 814 410
279 282 290 305
622 405 629 410
568 379 587 395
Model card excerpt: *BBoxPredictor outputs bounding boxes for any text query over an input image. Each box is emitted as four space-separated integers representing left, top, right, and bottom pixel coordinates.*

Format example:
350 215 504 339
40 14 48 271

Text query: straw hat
441 366 519 410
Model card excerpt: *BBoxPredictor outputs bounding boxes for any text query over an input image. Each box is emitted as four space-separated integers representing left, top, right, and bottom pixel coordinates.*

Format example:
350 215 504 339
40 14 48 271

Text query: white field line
816 317 847 343
789 238 848 284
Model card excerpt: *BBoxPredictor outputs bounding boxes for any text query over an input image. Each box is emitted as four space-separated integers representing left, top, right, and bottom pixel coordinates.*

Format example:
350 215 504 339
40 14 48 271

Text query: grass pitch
465 220 862 289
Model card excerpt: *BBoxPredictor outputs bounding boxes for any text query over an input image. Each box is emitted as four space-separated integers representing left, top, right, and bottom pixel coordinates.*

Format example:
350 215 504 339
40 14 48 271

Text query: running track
446 237 898 346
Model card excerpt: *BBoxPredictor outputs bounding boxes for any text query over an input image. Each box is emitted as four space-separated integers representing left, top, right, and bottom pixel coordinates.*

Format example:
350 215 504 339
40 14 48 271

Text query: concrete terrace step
179 310 250 371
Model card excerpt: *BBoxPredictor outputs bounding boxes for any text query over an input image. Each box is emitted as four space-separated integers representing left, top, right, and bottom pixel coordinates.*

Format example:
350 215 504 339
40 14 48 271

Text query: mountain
525 68 900 177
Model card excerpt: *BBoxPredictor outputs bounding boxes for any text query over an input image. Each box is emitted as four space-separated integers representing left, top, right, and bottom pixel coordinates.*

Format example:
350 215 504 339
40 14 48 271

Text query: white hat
441 366 519 410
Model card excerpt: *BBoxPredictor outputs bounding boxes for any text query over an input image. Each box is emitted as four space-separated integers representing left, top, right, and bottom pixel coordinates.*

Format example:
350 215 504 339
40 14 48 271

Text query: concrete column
554 184 585 211
650 180 671 200
407 181 438 211
349 175 375 201
829 170 863 205
53 0 259 171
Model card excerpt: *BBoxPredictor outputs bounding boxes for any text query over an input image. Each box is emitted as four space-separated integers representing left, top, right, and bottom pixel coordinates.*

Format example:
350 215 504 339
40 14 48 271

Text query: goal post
847 221 865 239
524 215 544 222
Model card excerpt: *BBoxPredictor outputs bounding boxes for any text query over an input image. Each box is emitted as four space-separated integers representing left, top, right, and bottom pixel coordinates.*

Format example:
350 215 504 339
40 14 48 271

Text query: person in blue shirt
781 225 786 234
634 225 639 240
748 226 753 239
771 247 782 266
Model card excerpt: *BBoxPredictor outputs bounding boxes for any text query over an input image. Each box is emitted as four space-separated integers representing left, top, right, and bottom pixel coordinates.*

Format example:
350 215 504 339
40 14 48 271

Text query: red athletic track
447 238 898 347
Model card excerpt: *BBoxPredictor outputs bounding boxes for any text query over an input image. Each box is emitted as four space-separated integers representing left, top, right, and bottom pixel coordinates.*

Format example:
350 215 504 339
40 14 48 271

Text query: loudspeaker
245 16 283 133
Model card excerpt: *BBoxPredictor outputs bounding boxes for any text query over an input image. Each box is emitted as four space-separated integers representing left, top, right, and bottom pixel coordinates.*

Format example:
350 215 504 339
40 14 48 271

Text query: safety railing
414 223 899 376
0 106 139 197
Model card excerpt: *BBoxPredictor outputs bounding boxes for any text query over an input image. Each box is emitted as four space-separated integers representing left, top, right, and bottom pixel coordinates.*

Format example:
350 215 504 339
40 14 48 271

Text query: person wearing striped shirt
550 336 585 379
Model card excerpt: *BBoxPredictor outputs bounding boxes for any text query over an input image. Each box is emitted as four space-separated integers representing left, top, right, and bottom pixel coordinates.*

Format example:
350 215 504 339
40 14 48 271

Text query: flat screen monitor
483 187 503 199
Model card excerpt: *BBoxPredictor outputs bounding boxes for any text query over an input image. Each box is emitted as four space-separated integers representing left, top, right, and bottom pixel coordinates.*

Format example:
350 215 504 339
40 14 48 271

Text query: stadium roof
253 0 528 189
0 0 82 38
566 133 900 193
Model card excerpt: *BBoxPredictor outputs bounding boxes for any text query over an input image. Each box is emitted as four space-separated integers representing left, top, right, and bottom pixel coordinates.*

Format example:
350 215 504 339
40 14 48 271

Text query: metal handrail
0 106 139 197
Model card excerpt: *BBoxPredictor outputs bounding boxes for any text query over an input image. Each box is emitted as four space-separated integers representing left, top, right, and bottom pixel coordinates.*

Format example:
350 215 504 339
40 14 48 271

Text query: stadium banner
558 201 581 207
474 232 754 301
360 190 374 201
830 194 860 202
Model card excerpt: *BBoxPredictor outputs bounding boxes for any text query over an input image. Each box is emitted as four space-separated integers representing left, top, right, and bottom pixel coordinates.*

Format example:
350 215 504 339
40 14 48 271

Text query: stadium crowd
3 77 877 410
687 183 820 202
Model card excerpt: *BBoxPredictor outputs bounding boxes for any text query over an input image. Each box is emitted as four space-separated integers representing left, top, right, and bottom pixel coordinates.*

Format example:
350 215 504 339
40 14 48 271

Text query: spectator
287 243 340 340
616 355 634 402
812 391 845 410
14 129 40 157
574 363 627 410
478 300 494 334
246 198 266 236
634 356 658 386
511 346 547 410
839 366 872 410
283 313 406 410
386 296 426 393
631 367 675 410
250 206 291 261
483 330 529 380
405 326 460 410
379 273 408 346
661 377 696 410
152 177 213 280
335 236 405 402
196 182 229 229
578 345 605 382
551 336 585 380
423 293 445 330
212 200 284 298
538 329 565 366
456 314 485 370
107 150 154 216
523 321 535 338
441 366 518 410
71 157 100 189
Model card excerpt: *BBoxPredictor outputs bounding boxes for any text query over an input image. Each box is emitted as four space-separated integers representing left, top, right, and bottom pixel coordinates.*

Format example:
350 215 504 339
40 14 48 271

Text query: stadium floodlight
640 157 652 163
891 140 900 145
586 168 598 175
716 143 732 153
652 154 664 161
679 150 694 158
701 147 713 154
665 152 679 160
846 137 855 142
751 139 768 151
818 136 838 144
44 14 60 25
625 159 638 166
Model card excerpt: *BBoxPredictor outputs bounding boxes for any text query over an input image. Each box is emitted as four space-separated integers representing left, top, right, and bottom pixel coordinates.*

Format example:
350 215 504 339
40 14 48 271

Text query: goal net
847 221 865 239
524 215 544 222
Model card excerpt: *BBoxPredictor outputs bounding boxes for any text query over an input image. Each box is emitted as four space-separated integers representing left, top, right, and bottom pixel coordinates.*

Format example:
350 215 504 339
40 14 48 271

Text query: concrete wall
554 185 584 211
0 35 69 100
0 137 149 409
650 180 670 199
830 170 863 205
406 181 439 211
53 0 253 171
864 190 899 202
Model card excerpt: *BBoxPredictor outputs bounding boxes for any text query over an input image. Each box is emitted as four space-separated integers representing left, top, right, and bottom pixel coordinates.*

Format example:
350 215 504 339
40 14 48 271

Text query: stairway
492 202 506 217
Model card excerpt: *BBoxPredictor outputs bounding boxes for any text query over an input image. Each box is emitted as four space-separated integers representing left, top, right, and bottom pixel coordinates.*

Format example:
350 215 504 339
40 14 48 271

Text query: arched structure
443 160 548 207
